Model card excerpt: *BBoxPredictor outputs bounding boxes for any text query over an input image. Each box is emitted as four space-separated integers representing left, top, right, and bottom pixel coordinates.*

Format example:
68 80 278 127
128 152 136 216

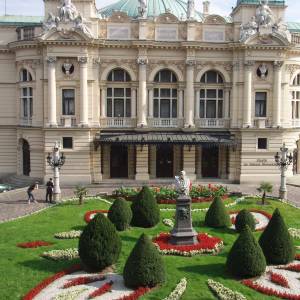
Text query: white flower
289 228 300 239
163 219 174 227
163 278 187 300
53 287 88 300
54 230 82 239
42 248 79 261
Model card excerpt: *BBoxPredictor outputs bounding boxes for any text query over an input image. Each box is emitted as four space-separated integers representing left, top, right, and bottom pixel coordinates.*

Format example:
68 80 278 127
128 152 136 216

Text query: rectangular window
62 89 75 115
257 138 268 150
21 87 33 118
206 100 216 118
255 92 267 117
62 137 73 149
23 27 34 40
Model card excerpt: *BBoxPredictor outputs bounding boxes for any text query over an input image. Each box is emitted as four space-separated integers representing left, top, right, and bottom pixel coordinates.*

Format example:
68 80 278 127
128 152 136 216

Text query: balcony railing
60 116 77 127
292 119 300 128
19 117 32 127
195 118 230 128
292 33 300 45
253 118 271 129
100 117 136 128
148 118 184 128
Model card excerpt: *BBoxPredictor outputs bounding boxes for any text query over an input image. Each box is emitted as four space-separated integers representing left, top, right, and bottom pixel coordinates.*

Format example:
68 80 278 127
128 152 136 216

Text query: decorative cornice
78 56 88 64
46 56 57 64
273 60 284 69
137 57 148 65
244 60 255 68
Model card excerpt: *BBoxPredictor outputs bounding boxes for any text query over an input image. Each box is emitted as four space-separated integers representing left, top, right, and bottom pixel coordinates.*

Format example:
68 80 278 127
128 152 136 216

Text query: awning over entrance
94 132 236 148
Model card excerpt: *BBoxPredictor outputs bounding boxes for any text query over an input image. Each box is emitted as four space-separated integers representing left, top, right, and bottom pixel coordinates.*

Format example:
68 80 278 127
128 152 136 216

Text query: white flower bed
52 287 88 300
163 278 187 300
54 230 82 239
163 218 174 227
230 212 270 231
207 279 246 300
288 228 300 239
41 248 79 261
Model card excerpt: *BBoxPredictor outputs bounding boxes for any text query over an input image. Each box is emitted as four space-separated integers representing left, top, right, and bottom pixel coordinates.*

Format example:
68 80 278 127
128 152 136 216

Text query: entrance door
22 139 30 176
110 145 128 178
156 145 173 178
202 147 219 178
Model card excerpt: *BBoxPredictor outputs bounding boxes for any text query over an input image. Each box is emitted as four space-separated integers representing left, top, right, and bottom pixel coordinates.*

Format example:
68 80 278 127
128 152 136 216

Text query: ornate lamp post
47 142 66 202
274 143 293 200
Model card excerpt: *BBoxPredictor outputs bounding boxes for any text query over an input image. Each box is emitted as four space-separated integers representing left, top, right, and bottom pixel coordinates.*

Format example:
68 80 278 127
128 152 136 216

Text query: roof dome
236 0 285 5
98 0 203 21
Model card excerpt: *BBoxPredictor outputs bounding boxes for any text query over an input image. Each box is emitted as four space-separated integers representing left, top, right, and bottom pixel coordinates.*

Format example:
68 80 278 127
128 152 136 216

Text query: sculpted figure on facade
187 0 195 20
256 0 275 28
43 13 59 31
138 0 147 19
240 16 258 41
59 0 78 22
258 63 268 79
74 14 94 38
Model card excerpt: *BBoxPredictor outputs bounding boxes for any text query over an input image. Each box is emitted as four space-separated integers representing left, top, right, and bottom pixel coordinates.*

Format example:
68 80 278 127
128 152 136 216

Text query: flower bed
162 218 174 227
84 210 109 223
88 281 113 299
207 279 246 300
54 230 82 239
41 248 79 261
116 287 151 300
17 241 53 248
163 278 187 300
269 272 290 288
289 228 300 239
153 233 223 256
63 275 106 289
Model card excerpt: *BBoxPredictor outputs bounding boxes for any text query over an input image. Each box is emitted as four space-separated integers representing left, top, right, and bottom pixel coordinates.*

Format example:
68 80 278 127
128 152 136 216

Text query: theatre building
0 0 300 184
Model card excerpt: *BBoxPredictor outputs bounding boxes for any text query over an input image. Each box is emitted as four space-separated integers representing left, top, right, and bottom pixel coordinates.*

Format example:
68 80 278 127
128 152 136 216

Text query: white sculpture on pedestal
256 0 275 28
138 0 147 19
175 171 191 196
240 16 258 41
59 0 78 22
187 0 195 20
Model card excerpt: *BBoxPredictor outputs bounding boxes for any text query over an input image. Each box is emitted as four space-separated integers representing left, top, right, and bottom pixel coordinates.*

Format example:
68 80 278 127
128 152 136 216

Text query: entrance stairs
0 174 42 189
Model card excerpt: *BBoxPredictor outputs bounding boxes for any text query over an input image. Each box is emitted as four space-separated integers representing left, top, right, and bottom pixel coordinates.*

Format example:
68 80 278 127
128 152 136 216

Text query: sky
1 0 300 22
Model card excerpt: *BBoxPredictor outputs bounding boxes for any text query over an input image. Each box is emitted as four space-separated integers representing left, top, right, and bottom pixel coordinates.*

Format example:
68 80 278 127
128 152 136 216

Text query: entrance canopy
94 132 236 149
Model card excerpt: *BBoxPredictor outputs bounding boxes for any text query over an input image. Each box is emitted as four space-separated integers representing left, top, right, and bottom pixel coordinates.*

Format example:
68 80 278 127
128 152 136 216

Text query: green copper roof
287 22 300 33
99 0 204 21
0 15 43 26
236 0 285 5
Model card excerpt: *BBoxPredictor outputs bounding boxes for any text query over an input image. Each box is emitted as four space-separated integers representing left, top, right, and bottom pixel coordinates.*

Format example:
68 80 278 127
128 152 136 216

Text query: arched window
291 73 300 122
20 69 32 82
107 69 132 118
199 70 224 119
153 69 178 119
19 69 33 123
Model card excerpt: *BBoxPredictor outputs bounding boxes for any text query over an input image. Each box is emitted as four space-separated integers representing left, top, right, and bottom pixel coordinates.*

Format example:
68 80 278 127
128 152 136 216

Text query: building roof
0 15 43 26
98 0 204 21
236 0 285 5
287 22 300 33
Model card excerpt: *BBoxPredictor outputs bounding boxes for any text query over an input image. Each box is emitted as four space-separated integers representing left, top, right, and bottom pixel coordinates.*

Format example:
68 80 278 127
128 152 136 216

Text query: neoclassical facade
0 0 300 184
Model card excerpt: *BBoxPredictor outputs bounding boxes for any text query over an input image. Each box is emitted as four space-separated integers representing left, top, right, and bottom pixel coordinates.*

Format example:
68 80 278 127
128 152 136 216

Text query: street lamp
274 143 293 200
47 142 66 202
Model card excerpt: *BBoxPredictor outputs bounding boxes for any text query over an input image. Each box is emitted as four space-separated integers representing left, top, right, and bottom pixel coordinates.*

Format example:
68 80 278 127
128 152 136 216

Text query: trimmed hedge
259 208 295 265
78 213 121 272
123 233 165 288
235 209 256 232
226 225 266 278
108 198 132 231
131 186 160 228
204 196 231 228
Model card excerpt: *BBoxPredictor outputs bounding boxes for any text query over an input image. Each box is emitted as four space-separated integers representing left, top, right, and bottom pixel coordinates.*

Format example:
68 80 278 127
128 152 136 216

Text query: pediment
156 13 179 23
203 15 227 25
38 27 92 42
108 11 131 23
245 32 290 46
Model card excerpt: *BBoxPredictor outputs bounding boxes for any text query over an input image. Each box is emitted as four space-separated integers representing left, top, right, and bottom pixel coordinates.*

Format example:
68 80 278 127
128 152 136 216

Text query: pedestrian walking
46 178 54 203
27 182 38 204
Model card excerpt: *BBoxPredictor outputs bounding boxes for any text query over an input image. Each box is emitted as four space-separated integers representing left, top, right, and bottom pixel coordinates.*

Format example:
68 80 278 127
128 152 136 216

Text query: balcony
60 116 77 127
100 117 136 128
19 117 32 127
253 118 271 129
148 118 184 128
195 118 230 129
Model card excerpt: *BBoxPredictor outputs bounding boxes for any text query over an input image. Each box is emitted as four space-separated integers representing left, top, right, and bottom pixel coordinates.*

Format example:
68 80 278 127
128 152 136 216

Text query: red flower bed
269 272 290 288
17 241 53 248
295 254 300 261
84 210 109 223
22 264 82 300
283 264 300 272
158 195 228 205
88 280 113 299
153 232 223 256
63 275 106 289
243 279 300 300
116 287 151 300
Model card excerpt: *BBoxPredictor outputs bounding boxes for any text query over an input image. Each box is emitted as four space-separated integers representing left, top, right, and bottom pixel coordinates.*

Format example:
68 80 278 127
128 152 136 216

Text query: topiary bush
235 209 256 232
226 225 266 278
204 196 231 228
123 233 166 288
131 186 160 228
259 208 295 265
108 197 132 231
78 213 121 272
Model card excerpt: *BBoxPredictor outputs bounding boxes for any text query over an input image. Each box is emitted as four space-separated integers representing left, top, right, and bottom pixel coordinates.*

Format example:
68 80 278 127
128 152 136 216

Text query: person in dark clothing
46 178 54 203
27 183 38 204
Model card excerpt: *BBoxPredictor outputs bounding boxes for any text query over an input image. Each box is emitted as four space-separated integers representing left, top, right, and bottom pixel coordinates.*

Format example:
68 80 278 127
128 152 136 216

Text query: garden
1 183 300 300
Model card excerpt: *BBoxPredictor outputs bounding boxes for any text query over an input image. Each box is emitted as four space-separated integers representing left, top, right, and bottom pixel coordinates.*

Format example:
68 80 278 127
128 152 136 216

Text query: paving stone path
0 183 299 223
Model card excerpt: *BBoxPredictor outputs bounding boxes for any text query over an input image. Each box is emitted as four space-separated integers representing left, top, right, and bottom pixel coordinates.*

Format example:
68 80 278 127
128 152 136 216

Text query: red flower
283 264 300 272
88 281 113 299
17 241 52 248
63 275 106 289
269 272 289 288
116 287 151 300
84 210 109 223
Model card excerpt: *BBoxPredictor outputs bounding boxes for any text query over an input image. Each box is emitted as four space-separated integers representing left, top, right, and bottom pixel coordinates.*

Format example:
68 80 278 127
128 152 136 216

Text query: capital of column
78 56 88 64
233 61 240 71
186 59 196 67
137 57 148 65
47 56 57 64
244 60 255 69
274 60 284 70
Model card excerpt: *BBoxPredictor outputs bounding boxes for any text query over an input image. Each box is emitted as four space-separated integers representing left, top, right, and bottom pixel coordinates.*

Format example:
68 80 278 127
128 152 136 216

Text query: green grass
1 197 299 299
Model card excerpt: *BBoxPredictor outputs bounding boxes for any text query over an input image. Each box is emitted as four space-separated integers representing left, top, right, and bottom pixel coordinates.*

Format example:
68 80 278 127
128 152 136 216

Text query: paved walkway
0 183 299 223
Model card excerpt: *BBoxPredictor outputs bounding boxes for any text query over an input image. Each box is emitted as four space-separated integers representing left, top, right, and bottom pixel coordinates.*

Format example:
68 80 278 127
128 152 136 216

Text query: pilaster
135 145 150 180
47 56 57 127
78 56 89 127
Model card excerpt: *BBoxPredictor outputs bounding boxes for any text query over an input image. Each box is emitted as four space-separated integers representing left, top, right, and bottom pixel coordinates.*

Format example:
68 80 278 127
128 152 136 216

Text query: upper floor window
20 69 32 82
107 68 131 82
23 27 35 40
21 87 33 119
154 69 177 83
293 74 300 86
201 70 224 84
255 92 267 118
291 74 300 121
62 89 75 115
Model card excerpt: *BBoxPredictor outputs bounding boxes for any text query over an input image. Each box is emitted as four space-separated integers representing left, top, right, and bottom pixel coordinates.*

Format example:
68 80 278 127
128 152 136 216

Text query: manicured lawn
1 197 299 299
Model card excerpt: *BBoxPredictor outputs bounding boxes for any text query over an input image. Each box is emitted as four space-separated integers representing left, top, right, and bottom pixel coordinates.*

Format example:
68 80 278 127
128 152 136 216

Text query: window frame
291 74 300 121
21 87 33 119
62 137 73 150
257 137 268 151
62 89 75 116
255 91 267 118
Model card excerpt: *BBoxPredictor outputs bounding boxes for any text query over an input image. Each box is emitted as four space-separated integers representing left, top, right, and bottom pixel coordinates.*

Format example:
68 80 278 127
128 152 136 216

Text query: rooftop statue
256 0 275 28
74 14 94 38
240 16 258 41
187 0 195 20
138 0 147 19
43 12 59 31
175 171 191 196
59 0 78 22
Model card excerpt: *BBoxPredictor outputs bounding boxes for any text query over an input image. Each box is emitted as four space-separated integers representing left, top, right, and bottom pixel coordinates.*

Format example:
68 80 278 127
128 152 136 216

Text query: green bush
108 198 132 231
131 186 160 228
259 208 295 265
78 213 121 272
226 225 266 278
235 209 256 232
204 196 231 228
123 234 166 288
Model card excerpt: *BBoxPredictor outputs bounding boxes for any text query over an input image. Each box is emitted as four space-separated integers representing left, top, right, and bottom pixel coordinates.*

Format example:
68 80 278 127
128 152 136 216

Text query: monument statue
43 13 59 31
138 0 147 19
187 0 195 20
240 16 258 41
175 170 191 196
256 0 275 28
59 0 78 22
74 14 94 38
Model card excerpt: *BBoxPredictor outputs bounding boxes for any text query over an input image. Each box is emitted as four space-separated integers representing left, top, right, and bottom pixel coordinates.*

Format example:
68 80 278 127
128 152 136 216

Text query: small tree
235 209 256 232
123 234 165 288
74 185 88 205
259 208 295 265
257 182 273 205
108 198 132 231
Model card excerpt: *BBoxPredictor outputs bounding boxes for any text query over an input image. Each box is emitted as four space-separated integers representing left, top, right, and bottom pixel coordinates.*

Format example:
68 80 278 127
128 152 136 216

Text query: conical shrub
235 209 256 232
108 198 132 231
204 196 231 228
123 234 165 288
226 225 266 278
259 208 295 265
79 213 121 272
131 186 160 228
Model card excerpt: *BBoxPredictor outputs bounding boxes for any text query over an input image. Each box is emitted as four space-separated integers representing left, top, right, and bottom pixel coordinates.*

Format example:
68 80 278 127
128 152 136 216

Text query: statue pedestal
170 195 198 245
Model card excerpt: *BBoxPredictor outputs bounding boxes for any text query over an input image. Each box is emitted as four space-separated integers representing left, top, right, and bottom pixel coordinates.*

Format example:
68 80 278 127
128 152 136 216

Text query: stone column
131 88 137 118
231 62 240 127
78 57 89 126
135 145 150 180
100 88 106 118
224 87 230 119
195 90 200 119
137 58 148 127
47 56 57 127
243 61 254 127
183 145 196 181
273 61 283 127
148 88 154 118
178 89 184 119
185 60 195 128
196 146 202 178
